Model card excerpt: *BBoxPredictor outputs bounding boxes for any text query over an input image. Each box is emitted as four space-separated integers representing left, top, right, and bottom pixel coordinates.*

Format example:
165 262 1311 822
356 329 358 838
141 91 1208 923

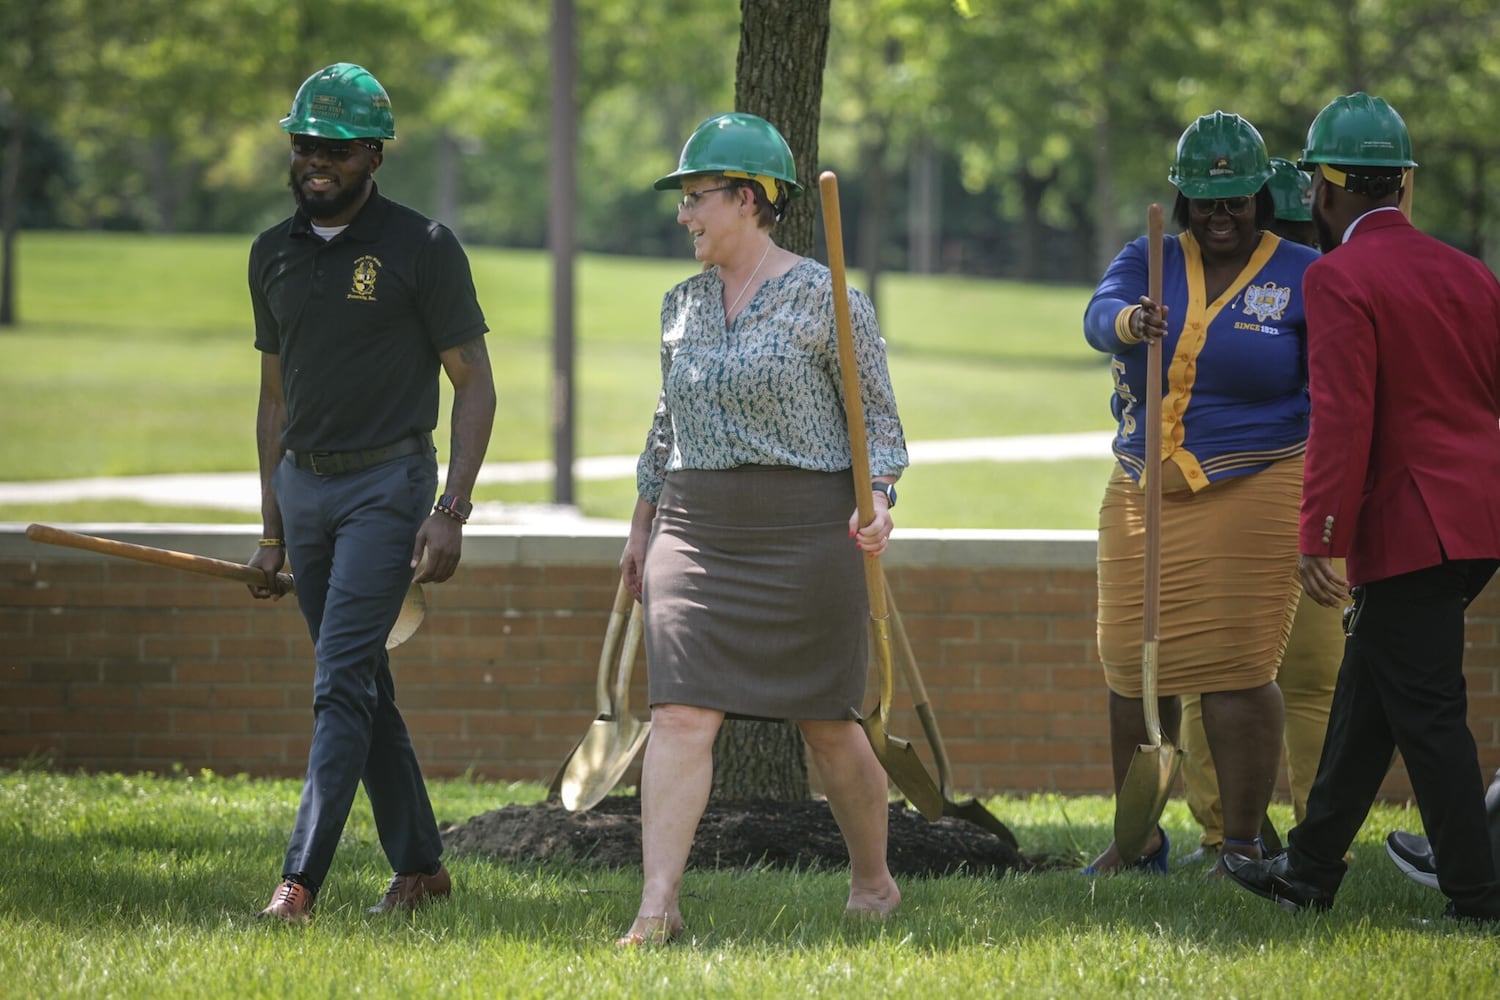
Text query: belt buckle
308 451 335 475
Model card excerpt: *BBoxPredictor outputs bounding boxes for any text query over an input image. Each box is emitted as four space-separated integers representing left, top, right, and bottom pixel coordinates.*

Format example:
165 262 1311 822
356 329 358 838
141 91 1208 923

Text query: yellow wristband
1115 305 1144 345
258 538 285 548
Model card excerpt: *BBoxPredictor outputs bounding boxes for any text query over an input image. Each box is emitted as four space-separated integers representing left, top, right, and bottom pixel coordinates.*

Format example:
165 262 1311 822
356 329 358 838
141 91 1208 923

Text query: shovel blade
1113 741 1183 861
944 798 1020 849
546 715 607 799
559 717 651 813
385 584 427 650
860 715 945 821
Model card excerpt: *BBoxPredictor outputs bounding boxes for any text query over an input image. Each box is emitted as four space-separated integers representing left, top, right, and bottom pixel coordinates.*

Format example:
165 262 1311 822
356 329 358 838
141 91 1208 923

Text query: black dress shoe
1222 852 1334 913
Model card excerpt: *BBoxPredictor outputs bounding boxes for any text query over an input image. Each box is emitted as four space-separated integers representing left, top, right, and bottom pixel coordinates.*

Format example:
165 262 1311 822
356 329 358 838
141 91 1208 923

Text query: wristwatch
434 493 472 524
871 481 897 510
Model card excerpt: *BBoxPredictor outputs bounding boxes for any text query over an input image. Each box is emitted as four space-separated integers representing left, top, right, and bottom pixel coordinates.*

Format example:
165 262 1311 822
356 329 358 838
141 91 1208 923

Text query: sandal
1082 827 1170 875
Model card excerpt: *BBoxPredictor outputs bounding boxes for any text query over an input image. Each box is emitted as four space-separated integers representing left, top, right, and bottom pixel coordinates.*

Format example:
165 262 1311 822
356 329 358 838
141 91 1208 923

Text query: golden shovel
557 594 649 812
1112 203 1184 861
820 169 944 821
885 573 1019 847
547 578 634 801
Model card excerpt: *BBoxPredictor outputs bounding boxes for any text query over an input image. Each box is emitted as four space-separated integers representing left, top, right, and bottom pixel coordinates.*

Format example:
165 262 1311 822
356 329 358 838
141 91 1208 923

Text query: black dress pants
1288 558 1500 919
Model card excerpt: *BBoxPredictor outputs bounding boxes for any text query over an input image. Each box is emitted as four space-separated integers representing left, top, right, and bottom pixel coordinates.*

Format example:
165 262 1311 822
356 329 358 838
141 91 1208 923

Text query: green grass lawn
1 768 1492 999
0 232 1117 529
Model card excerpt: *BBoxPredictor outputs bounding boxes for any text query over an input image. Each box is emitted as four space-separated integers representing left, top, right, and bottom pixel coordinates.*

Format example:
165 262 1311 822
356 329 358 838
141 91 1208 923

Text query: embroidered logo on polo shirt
1242 282 1290 322
348 255 381 301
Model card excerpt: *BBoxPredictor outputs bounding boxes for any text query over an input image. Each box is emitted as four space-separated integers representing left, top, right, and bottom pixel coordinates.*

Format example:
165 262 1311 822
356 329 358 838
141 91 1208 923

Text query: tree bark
734 0 829 260
0 106 23 326
858 132 887 314
707 0 833 803
1015 163 1057 282
907 136 939 275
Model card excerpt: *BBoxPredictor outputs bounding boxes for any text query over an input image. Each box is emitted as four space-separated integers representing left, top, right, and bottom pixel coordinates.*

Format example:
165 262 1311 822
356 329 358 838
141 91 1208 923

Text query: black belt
286 432 430 476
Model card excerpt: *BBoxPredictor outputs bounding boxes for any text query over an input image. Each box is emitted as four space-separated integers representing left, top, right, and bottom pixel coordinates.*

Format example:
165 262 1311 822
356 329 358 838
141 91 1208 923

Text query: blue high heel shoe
1082 827 1170 875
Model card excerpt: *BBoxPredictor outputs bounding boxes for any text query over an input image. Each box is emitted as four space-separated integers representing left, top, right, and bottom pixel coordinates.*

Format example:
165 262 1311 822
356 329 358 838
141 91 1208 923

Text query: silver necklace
724 238 773 320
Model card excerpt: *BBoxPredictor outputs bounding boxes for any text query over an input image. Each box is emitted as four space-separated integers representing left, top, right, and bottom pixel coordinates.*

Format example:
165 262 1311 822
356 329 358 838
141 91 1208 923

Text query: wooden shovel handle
1142 204 1165 738
1144 204 1164 643
819 170 886 620
25 523 293 592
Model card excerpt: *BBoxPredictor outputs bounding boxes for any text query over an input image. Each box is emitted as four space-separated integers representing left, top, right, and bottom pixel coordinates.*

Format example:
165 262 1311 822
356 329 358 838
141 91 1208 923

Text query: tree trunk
146 137 179 233
1469 148 1486 261
708 0 833 803
735 0 829 260
1091 114 1119 278
433 129 463 236
0 106 23 326
858 133 887 314
1015 163 1056 282
907 136 939 275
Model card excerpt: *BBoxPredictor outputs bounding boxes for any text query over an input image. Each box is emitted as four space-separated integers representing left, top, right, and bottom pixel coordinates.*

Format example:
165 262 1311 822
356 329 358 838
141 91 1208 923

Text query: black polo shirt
249 185 488 453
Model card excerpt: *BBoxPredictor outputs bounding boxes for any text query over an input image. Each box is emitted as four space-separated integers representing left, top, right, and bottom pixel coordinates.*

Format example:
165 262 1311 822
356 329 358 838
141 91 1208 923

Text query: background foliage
4 0 1499 286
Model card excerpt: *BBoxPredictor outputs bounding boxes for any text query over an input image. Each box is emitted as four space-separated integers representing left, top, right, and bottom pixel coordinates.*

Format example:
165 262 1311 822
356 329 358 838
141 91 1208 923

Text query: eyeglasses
1189 196 1254 217
678 185 735 213
290 136 380 160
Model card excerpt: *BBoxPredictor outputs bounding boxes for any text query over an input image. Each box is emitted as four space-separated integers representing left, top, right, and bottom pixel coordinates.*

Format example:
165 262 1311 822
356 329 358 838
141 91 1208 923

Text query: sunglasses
1188 196 1254 217
290 136 380 160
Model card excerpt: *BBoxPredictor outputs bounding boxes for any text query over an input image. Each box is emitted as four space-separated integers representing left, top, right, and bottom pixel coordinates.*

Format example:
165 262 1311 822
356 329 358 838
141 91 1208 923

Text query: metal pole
548 0 576 504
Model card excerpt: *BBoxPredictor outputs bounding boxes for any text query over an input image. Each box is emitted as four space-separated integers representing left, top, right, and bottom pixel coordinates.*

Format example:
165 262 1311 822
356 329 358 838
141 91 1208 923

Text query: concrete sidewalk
0 431 1113 524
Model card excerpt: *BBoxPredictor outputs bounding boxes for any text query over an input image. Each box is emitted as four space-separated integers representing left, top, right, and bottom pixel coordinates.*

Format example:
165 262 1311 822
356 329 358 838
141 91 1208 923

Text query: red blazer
1301 209 1500 585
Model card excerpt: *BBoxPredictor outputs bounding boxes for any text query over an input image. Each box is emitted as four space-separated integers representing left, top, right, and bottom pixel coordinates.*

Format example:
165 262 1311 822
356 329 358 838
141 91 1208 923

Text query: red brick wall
3 525 1497 802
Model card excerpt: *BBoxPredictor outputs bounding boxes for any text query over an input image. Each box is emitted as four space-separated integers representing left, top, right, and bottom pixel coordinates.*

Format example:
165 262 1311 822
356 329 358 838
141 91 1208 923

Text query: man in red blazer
1225 93 1500 924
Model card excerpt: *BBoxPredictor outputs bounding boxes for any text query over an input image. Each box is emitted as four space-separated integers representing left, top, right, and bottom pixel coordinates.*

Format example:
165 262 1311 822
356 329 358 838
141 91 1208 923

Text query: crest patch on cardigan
1242 282 1291 322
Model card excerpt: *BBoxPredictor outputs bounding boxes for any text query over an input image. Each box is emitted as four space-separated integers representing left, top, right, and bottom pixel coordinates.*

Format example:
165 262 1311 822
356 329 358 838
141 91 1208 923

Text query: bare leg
799 718 900 915
1202 681 1284 867
1086 690 1179 872
618 703 723 945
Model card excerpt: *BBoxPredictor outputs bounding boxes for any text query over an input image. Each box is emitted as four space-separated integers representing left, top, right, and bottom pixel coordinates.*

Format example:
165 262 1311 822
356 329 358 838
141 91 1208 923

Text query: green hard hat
1299 92 1416 168
654 112 802 201
280 63 396 140
1267 157 1313 221
1168 111 1272 199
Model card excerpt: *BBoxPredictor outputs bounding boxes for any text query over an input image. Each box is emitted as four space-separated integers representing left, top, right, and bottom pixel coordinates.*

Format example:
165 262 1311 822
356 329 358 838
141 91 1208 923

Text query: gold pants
1180 561 1344 848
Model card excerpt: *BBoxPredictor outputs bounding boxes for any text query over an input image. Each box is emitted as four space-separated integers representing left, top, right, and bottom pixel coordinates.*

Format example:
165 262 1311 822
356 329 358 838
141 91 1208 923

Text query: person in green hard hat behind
246 63 496 923
1082 111 1319 876
1266 157 1319 249
1223 93 1500 925
616 112 907 945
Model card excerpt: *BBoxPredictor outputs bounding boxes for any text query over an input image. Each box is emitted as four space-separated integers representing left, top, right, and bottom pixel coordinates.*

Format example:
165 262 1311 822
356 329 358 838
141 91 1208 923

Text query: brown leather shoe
367 863 452 914
258 878 315 923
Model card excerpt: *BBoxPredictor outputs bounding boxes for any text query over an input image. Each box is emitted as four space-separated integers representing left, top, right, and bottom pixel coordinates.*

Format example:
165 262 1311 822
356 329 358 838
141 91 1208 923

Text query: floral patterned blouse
636 257 908 504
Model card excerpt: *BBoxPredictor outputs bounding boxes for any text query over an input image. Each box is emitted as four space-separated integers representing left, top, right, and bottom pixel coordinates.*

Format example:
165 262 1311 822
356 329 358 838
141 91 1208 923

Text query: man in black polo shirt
246 63 496 923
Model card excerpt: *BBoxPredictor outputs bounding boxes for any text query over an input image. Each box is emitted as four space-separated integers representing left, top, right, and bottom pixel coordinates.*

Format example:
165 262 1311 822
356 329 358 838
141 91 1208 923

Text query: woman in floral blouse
616 113 908 946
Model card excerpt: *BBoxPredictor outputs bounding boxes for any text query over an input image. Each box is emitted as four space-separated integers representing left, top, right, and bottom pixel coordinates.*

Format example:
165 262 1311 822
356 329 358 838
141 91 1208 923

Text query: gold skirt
1097 456 1302 697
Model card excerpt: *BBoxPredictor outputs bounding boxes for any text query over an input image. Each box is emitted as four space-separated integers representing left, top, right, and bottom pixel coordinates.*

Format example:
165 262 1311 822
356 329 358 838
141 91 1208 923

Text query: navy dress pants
273 451 442 892
1288 558 1500 919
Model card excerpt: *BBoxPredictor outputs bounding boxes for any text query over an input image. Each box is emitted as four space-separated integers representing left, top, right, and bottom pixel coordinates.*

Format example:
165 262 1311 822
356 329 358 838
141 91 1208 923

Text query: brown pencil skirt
642 465 868 720
1096 456 1302 697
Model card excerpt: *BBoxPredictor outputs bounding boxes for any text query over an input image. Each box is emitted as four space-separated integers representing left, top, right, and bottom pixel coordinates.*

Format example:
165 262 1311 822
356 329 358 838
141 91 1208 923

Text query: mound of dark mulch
442 796 1064 877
